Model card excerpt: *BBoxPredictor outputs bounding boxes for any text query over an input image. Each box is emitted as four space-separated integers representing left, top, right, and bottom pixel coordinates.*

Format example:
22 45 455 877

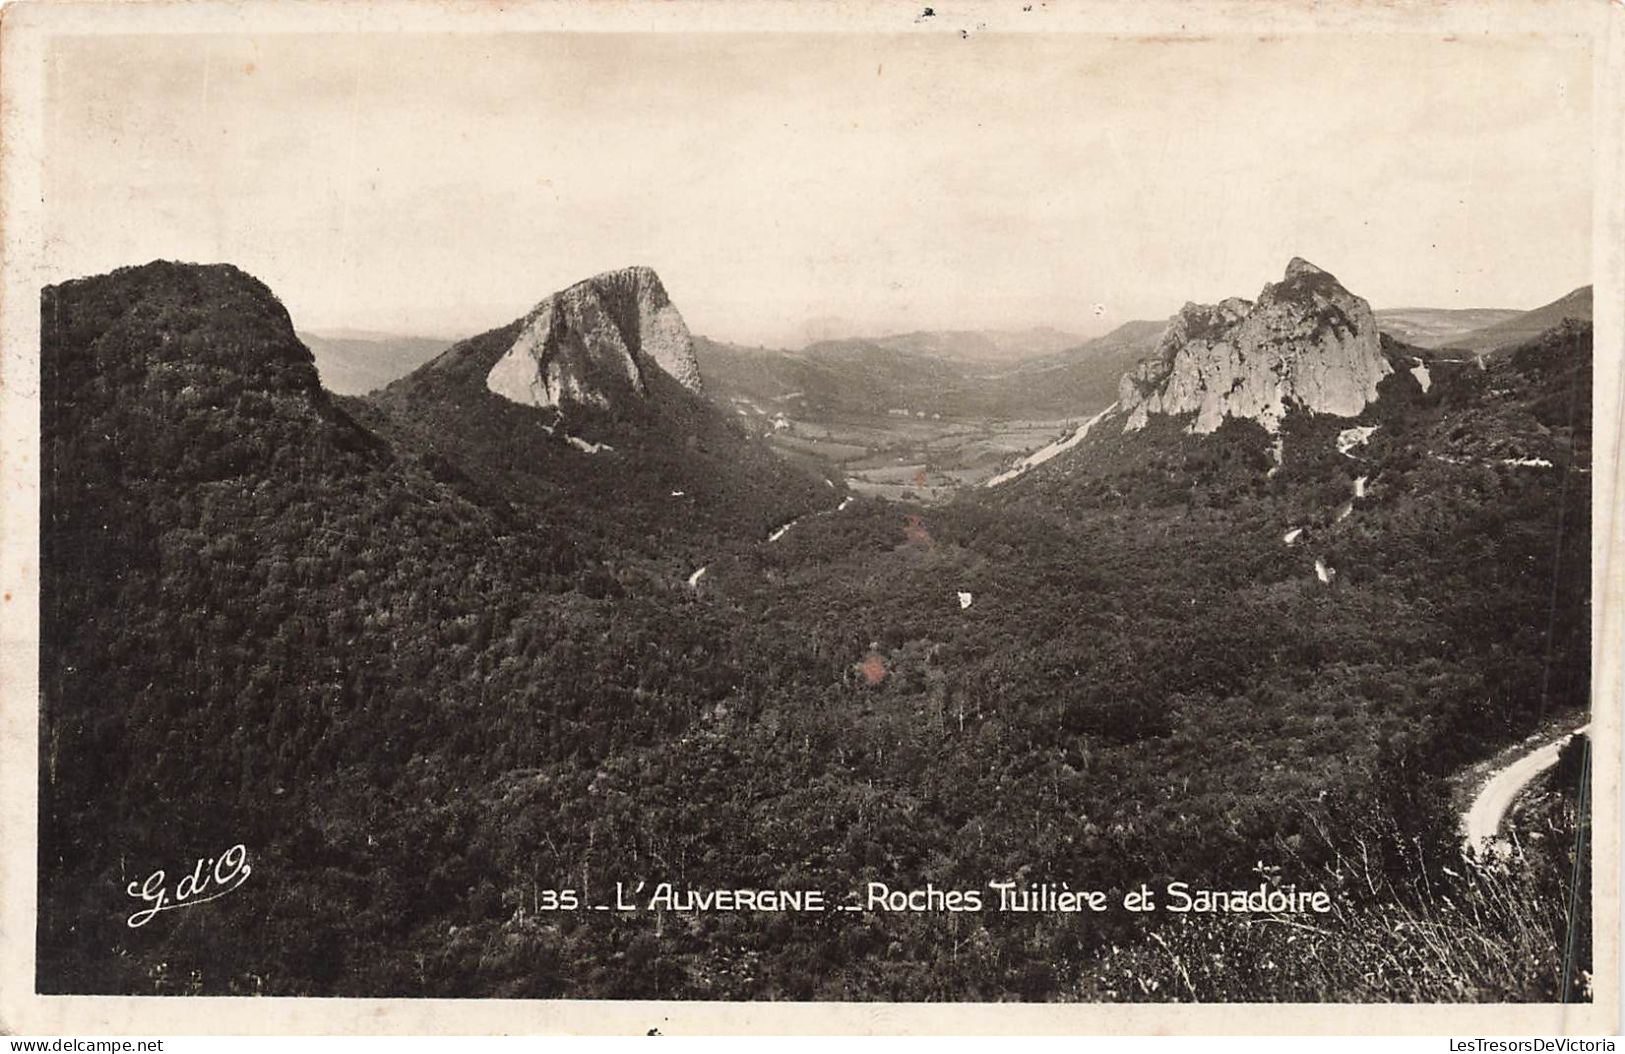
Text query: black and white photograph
0 0 1618 1034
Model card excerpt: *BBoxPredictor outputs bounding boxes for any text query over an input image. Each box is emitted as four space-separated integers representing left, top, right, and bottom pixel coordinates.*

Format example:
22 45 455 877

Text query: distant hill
1374 307 1522 349
989 318 1166 414
1054 317 1167 358
696 318 1163 422
810 326 1085 363
698 336 967 417
1441 286 1592 351
298 330 451 395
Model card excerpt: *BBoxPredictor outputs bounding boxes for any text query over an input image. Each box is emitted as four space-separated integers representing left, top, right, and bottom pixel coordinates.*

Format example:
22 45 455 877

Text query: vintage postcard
0 0 1619 1035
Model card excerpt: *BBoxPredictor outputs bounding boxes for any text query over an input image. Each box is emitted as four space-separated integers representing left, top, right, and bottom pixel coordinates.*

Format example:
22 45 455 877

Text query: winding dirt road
1462 723 1588 855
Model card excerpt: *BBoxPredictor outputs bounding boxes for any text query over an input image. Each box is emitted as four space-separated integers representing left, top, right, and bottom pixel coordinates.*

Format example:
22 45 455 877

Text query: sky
44 30 1593 347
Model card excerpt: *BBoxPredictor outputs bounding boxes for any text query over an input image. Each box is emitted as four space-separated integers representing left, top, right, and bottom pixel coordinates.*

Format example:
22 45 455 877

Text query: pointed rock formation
1119 258 1391 433
486 266 704 410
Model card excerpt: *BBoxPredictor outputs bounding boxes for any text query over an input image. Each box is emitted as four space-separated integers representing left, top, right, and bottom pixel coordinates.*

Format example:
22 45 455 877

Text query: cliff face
486 266 703 411
1119 258 1391 433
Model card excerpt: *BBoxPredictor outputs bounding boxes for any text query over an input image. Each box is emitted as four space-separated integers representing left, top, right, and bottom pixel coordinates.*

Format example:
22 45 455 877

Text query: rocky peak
1119 259 1390 433
486 266 704 411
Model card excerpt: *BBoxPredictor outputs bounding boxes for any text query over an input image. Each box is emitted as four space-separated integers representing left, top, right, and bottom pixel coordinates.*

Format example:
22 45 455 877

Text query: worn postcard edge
0 0 1618 1036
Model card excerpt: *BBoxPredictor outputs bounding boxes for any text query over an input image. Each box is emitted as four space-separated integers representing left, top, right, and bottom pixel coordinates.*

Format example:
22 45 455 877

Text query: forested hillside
38 262 829 992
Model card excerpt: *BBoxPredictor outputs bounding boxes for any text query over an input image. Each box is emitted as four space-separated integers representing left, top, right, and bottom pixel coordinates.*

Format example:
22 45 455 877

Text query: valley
692 325 1164 499
751 409 1091 501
